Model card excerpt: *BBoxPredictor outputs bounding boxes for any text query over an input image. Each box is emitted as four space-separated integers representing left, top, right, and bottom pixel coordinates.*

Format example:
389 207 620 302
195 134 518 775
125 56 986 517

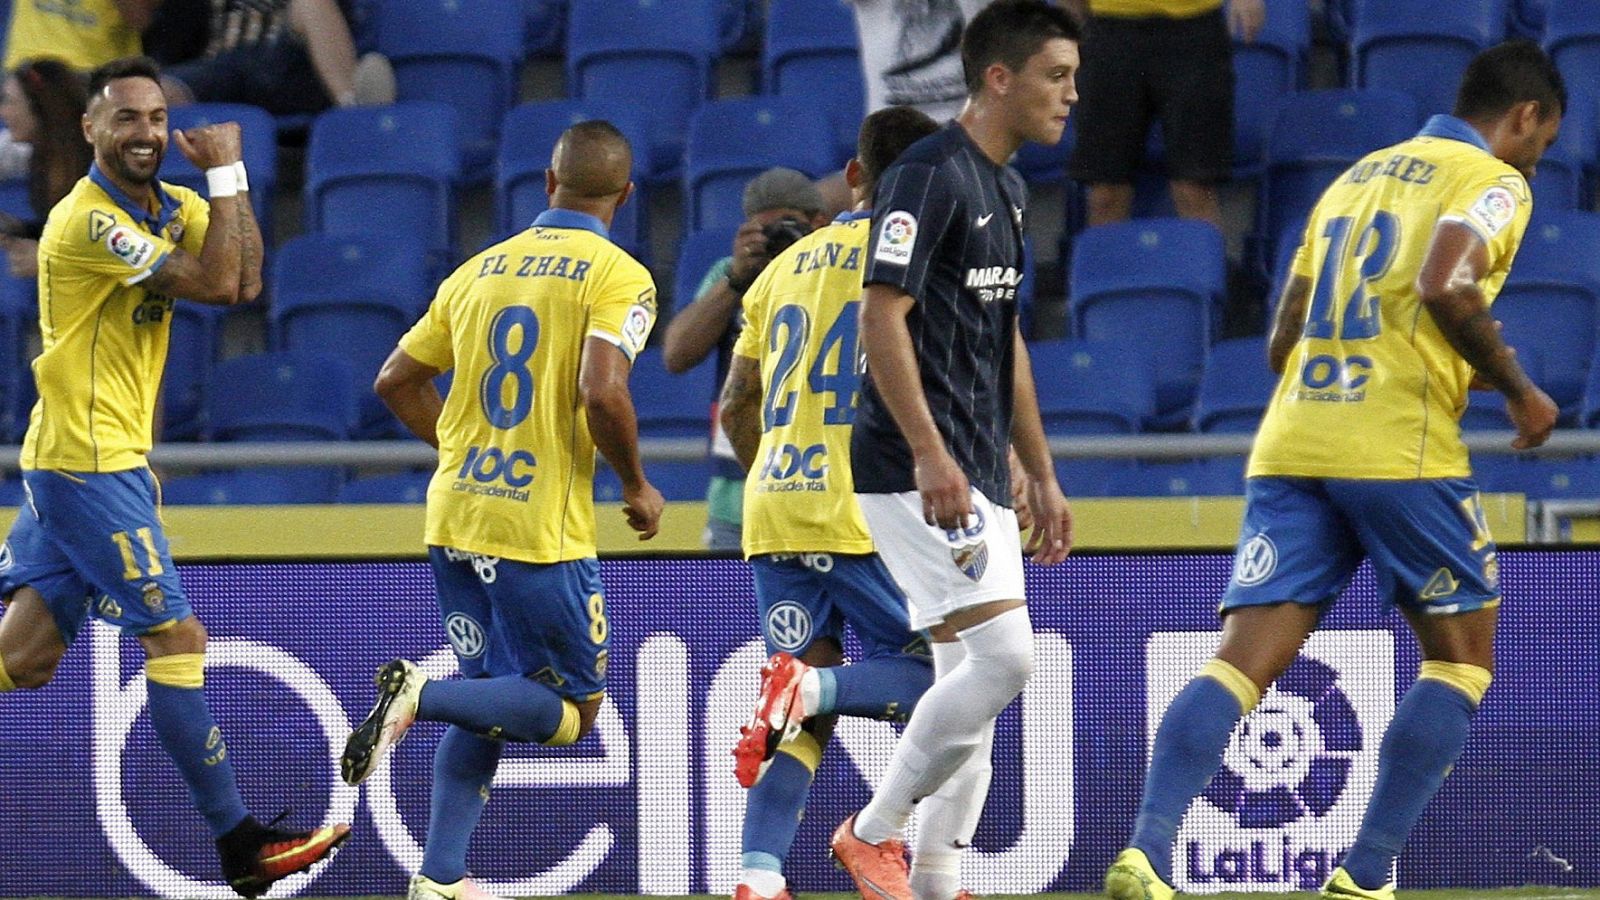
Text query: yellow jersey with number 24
1250 115 1533 480
734 211 877 557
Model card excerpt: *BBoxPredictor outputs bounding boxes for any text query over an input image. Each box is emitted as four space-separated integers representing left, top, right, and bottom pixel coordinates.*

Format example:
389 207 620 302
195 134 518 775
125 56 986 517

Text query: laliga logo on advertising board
1146 631 1395 893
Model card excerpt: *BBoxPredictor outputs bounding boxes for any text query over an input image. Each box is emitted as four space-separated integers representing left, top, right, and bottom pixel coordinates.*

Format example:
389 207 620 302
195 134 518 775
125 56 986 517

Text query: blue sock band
145 682 250 837
741 751 816 865
420 726 504 883
417 675 569 743
1341 679 1476 890
1131 675 1246 883
815 667 838 716
829 655 933 722
740 851 784 873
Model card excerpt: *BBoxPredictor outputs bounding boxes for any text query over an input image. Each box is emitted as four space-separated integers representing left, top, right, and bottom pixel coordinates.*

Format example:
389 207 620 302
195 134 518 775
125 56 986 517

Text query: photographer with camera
663 167 828 551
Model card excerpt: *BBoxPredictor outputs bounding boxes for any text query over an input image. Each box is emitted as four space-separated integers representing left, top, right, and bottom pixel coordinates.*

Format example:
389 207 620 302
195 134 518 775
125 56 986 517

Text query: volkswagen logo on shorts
445 613 487 658
1233 534 1278 586
764 601 813 652
1204 657 1361 828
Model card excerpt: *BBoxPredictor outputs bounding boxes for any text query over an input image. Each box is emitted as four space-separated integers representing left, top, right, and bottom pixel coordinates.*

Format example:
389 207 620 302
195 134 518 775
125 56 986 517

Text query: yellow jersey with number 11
734 211 876 557
1250 115 1533 481
400 209 657 564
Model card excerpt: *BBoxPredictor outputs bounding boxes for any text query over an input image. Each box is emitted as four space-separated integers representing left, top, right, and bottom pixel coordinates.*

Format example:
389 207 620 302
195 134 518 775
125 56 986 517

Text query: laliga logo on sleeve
874 211 916 266
1146 631 1395 893
105 225 155 269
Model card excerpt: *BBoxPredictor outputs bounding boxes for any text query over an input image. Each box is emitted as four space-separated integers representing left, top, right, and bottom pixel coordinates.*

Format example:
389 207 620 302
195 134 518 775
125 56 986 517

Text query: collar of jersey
1417 114 1491 153
834 209 872 223
88 163 179 234
532 207 609 238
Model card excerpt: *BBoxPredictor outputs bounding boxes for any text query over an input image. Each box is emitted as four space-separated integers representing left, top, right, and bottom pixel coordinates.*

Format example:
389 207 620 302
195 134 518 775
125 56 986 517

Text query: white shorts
856 487 1025 630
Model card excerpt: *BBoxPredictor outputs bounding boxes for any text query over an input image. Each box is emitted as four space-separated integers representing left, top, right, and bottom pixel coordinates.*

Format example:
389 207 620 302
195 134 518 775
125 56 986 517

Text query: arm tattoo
719 360 763 471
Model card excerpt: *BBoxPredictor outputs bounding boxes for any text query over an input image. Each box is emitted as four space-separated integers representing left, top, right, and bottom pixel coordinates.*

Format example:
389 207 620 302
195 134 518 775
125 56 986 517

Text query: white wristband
205 165 239 198
233 160 249 193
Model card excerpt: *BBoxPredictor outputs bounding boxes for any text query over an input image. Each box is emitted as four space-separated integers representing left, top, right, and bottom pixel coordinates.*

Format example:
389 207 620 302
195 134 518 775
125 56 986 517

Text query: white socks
739 868 786 897
853 607 1033 846
911 640 997 900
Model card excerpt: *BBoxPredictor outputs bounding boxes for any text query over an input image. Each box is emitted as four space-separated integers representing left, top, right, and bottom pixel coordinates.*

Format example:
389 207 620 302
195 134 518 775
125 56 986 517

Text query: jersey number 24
763 301 861 430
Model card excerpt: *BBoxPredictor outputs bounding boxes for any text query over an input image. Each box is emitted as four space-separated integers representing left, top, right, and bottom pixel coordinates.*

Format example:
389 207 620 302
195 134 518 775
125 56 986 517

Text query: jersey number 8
480 306 540 429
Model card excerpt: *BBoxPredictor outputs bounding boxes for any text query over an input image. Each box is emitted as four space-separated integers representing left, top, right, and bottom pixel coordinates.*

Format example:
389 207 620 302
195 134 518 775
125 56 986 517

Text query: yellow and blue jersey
400 208 657 564
733 211 876 557
4 0 142 70
1250 115 1533 480
23 167 209 473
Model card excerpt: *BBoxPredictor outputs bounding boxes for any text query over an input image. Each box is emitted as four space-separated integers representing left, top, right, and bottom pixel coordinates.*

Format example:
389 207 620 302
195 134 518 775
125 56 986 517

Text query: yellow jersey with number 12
400 209 657 564
23 168 210 473
1250 115 1532 480
734 211 876 557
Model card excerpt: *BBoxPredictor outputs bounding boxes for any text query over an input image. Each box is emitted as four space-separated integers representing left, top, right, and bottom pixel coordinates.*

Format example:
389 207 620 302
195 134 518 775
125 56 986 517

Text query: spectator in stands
0 58 93 278
663 168 829 552
151 0 394 115
849 0 996 123
4 0 157 73
1069 0 1263 227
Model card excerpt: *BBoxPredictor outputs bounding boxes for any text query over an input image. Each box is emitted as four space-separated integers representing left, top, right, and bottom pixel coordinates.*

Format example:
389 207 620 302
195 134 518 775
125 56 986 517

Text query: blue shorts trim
751 553 928 660
1221 477 1500 615
0 469 188 644
428 547 609 700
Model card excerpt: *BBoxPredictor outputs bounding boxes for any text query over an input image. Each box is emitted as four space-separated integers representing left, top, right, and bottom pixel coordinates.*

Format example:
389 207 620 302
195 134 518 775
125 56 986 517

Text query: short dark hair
961 0 1083 94
1453 40 1566 122
87 55 162 100
857 106 940 189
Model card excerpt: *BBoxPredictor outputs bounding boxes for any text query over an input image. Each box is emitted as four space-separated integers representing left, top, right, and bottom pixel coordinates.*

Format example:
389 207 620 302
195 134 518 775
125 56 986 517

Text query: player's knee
140 615 208 658
992 638 1034 694
4 648 61 689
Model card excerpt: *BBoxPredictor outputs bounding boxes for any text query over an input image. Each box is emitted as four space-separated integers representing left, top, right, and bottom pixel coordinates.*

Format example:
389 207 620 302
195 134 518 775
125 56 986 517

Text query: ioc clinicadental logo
1146 631 1395 893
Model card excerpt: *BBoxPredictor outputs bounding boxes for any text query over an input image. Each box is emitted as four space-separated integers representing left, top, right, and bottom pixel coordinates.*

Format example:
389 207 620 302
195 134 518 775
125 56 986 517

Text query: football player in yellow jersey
1106 42 1564 900
344 120 662 900
0 57 349 897
716 107 942 900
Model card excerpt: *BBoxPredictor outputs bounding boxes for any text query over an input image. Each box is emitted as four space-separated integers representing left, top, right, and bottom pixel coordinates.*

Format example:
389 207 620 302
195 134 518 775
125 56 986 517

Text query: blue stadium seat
1193 337 1276 433
160 469 344 505
683 97 836 232
630 347 714 438
271 234 434 437
1494 211 1600 416
1259 89 1418 271
1069 219 1228 427
567 0 721 182
378 0 523 181
594 458 713 502
0 272 33 442
496 99 650 259
764 0 864 166
1512 0 1546 38
339 471 432 503
163 303 226 442
0 177 28 221
305 103 461 274
208 352 358 442
1544 1 1600 125
523 0 567 56
1231 0 1311 176
1105 458 1247 497
673 227 737 312
1028 339 1156 434
1352 0 1504 117
1054 458 1130 499
158 103 277 231
1582 345 1600 429
1473 455 1600 499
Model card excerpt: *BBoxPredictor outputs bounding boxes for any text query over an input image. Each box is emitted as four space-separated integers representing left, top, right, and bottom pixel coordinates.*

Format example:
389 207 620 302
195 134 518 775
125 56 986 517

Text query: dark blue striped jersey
851 122 1026 505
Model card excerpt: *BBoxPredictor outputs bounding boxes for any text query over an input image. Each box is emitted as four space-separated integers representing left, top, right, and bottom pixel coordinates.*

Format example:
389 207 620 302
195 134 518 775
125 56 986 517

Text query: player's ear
985 61 1012 96
844 158 863 192
81 112 93 145
1515 100 1542 135
544 168 557 200
614 180 635 211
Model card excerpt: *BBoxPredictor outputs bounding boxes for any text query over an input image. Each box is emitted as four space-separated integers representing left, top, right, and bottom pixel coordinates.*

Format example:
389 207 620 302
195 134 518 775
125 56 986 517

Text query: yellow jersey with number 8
400 210 657 563
734 212 876 557
1250 117 1532 480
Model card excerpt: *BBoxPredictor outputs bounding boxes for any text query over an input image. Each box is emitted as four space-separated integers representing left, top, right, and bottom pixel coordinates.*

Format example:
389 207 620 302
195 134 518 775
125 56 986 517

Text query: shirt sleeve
863 161 959 301
399 276 459 371
588 256 658 362
53 203 180 287
694 256 733 301
1439 168 1532 274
